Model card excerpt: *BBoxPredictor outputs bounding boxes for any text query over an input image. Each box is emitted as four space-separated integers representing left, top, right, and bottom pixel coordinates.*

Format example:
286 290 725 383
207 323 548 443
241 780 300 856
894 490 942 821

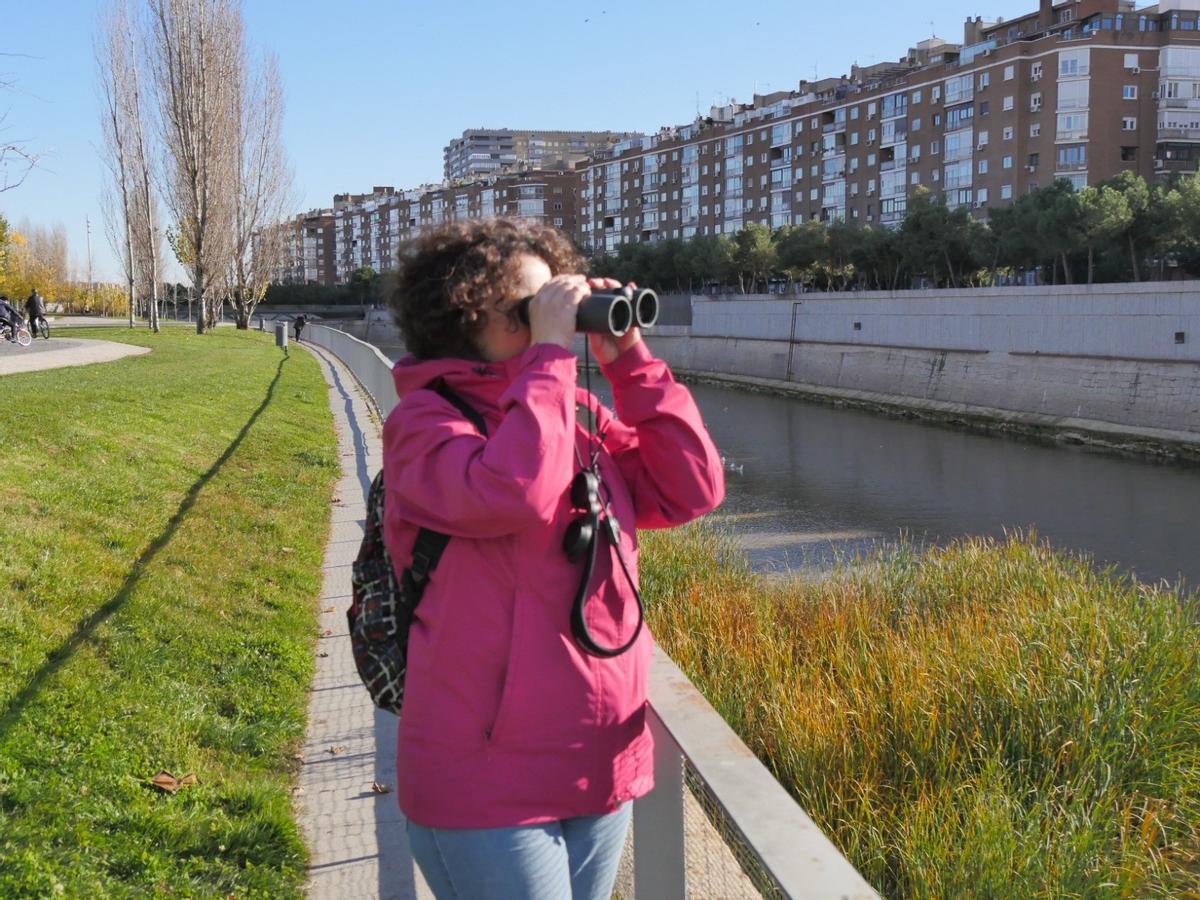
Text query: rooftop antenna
929 20 936 37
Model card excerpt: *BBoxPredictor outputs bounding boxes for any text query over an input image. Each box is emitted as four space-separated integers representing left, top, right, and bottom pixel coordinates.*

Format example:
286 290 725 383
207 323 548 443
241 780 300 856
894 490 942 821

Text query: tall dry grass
640 525 1200 897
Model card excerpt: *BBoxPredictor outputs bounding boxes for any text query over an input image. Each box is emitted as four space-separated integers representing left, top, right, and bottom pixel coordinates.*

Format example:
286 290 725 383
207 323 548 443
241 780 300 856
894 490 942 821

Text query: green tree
1074 185 1132 284
1101 170 1151 281
350 266 377 310
731 222 776 293
774 221 827 290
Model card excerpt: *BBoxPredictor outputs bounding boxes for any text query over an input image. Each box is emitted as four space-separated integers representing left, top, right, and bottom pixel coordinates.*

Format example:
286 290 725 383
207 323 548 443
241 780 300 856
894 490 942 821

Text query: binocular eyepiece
516 285 658 337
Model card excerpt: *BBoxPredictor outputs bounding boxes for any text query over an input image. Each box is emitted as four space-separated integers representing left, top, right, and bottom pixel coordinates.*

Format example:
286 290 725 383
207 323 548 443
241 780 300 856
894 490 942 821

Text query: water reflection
592 376 1199 589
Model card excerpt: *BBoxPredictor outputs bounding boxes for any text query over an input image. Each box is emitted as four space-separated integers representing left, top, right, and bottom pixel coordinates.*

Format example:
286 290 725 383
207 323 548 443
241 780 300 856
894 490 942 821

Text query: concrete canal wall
334 282 1200 459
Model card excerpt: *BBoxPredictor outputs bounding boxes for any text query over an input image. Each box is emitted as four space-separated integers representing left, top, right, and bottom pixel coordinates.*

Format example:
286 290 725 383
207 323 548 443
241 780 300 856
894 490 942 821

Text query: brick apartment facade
443 129 640 182
264 208 337 286
328 171 580 283
265 0 1200 280
575 0 1200 254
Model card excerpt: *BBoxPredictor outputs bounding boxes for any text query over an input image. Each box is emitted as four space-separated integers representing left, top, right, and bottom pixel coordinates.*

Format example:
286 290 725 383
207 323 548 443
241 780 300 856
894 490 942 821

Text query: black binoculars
516 285 658 337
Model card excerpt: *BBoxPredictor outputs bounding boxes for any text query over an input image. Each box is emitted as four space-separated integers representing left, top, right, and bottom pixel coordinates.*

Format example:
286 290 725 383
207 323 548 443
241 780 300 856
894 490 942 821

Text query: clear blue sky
0 0 1038 281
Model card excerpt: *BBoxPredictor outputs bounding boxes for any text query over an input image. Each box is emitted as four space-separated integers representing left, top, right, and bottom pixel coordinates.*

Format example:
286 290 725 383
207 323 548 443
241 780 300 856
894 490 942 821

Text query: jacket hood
391 350 545 406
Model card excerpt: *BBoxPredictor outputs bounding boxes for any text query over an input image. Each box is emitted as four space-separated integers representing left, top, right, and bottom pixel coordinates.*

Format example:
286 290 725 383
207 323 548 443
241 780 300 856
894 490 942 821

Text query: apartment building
328 170 581 283
575 0 1200 254
261 208 337 286
443 129 641 181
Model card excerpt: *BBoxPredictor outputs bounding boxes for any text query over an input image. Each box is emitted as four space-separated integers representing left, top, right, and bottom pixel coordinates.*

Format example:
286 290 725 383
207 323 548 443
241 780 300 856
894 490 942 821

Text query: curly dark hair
389 217 586 360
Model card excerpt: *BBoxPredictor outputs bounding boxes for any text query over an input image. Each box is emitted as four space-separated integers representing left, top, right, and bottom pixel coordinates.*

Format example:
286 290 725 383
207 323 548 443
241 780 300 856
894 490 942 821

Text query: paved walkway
298 342 433 900
0 337 150 375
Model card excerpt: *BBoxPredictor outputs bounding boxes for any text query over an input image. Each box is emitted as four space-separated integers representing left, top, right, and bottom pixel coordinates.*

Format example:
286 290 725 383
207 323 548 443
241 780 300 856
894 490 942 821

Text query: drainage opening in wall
853 321 862 331
1176 331 1186 344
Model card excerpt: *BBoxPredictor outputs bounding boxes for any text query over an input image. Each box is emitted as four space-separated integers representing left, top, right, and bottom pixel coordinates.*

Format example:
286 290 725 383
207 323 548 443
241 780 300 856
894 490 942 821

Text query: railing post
634 711 687 900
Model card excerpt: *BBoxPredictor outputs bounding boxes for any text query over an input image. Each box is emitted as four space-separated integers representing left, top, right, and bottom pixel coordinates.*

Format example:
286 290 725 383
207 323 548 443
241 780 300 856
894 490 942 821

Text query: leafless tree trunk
96 1 139 329
148 0 239 334
228 51 292 329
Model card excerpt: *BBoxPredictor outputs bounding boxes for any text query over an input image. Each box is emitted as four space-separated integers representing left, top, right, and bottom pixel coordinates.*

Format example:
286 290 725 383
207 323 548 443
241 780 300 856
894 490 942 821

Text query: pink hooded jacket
382 340 724 829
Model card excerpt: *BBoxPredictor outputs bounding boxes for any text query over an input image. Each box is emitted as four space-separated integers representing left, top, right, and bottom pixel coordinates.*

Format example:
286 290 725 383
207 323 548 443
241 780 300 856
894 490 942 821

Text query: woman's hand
586 278 642 365
528 274 590 351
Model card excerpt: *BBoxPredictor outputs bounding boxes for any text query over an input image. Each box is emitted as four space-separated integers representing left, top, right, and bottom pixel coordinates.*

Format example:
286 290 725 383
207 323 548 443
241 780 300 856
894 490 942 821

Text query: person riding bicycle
25 289 47 335
0 294 24 341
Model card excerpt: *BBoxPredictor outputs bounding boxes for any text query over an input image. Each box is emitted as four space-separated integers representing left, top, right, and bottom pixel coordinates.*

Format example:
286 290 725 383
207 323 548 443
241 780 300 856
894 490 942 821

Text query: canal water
372 329 1198 589
588 376 1199 589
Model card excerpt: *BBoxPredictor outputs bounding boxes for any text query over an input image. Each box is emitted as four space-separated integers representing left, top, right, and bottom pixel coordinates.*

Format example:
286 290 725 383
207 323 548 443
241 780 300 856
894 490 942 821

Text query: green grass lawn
0 328 338 896
641 526 1200 898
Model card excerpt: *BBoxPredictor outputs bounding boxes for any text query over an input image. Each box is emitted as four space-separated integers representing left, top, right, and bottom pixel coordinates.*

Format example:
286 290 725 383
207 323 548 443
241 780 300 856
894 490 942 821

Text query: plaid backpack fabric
347 382 485 716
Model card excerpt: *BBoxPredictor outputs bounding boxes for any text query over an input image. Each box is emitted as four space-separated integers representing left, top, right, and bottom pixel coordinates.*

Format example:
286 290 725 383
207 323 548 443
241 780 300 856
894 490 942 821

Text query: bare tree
0 58 40 192
96 5 139 328
147 0 239 334
227 51 292 329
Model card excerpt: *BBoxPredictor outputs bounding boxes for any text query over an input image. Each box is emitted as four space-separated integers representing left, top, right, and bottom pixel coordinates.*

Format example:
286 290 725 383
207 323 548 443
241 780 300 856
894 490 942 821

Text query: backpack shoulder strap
402 380 487 597
431 378 488 437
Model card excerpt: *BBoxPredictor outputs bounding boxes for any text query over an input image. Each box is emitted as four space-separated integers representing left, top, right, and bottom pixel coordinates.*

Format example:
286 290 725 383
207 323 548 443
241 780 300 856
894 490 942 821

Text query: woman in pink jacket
383 217 724 899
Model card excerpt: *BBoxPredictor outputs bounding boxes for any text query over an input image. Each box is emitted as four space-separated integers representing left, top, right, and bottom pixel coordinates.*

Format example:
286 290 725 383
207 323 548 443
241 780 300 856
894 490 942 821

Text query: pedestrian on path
294 314 307 342
381 217 725 899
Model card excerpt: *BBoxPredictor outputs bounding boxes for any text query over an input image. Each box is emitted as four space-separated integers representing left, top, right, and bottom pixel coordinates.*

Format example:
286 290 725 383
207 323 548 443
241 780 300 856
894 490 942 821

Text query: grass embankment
641 526 1200 897
0 329 337 896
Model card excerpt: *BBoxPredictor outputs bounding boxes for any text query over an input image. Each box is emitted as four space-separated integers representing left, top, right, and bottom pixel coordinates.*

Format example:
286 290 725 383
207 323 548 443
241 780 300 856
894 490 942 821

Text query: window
810 188 818 200
978 130 989 147
1059 49 1090 79
1004 64 1015 81
932 86 941 102
912 117 921 131
932 169 940 182
931 140 940 155
1122 116 1137 130
1028 152 1040 167
867 128 877 142
912 89 923 103
1123 85 1138 100
850 158 859 173
1002 126 1014 140
979 100 990 116
978 159 989 174
850 132 860 145
1031 62 1043 81
1000 184 1013 200
1030 92 1043 112
979 72 990 89
1124 52 1139 69
867 153 876 166
911 144 921 161
933 113 942 127
850 107 859 120
1003 95 1014 111
1056 144 1086 170
977 188 989 204
867 102 877 118
1121 146 1138 161
850 182 859 197
911 171 920 185
1030 122 1041 138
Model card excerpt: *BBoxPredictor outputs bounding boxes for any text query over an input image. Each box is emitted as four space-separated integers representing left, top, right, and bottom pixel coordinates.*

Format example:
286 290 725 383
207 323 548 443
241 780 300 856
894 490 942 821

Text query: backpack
347 382 487 716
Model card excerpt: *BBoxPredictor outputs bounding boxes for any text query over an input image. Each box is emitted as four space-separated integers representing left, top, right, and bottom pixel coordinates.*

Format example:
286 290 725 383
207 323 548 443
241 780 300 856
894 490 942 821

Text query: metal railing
301 322 879 900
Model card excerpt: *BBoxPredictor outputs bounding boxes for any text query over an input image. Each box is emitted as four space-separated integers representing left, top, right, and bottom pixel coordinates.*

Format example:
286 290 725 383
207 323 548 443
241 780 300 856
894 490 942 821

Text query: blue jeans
406 803 631 900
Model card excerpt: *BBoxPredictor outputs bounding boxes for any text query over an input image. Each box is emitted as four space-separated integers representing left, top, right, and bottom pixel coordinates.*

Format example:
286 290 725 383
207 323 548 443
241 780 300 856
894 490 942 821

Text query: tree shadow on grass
0 355 289 742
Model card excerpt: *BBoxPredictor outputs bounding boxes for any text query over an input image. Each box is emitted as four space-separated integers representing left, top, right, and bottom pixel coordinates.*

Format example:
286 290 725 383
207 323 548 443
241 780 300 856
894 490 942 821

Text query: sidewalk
299 342 433 900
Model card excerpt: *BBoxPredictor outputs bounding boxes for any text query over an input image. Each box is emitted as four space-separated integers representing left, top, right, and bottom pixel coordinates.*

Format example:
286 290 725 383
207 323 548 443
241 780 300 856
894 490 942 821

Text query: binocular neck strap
569 510 644 659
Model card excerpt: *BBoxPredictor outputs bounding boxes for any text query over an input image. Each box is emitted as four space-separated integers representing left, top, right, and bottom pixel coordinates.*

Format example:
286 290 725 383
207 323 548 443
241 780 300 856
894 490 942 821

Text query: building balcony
1162 97 1200 110
1159 126 1200 140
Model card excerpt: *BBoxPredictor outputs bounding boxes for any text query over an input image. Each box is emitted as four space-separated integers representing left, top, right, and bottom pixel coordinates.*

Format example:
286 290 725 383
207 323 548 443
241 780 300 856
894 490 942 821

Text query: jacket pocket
484 590 525 744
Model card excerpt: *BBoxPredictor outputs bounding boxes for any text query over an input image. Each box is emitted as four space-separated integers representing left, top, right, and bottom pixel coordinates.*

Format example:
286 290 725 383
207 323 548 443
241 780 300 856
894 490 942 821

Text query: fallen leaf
79 785 89 796
329 745 346 754
321 606 336 614
371 782 392 794
150 770 198 794
317 651 329 658
321 629 332 636
282 546 295 553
